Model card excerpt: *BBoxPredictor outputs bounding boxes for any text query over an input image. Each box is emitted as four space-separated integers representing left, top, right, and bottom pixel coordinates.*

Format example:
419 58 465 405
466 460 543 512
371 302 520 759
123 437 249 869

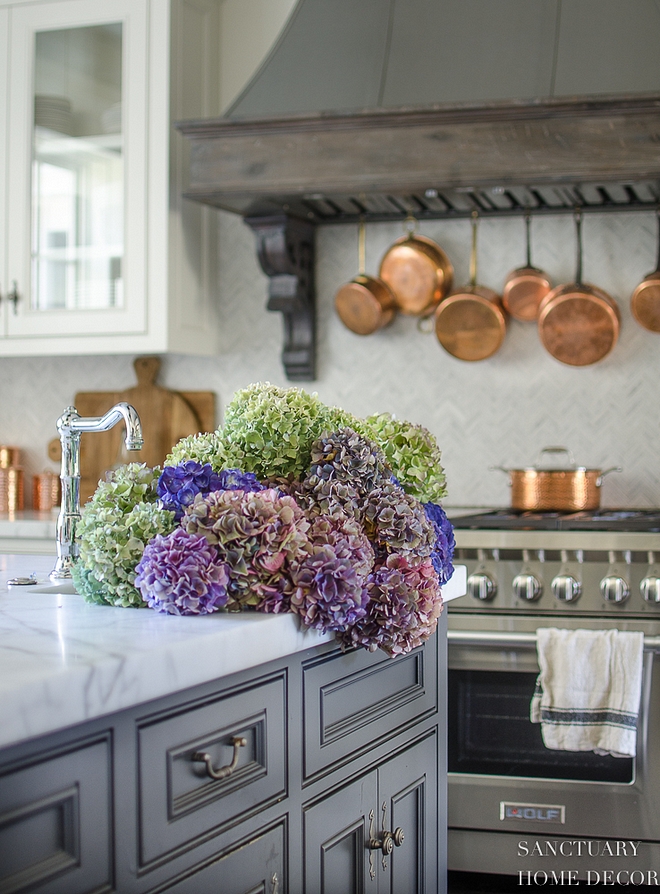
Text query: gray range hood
226 0 660 120
178 0 660 381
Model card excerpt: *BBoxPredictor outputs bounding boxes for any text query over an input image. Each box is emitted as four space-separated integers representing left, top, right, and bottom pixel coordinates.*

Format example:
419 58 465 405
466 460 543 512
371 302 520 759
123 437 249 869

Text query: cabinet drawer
0 735 112 894
156 821 285 894
138 674 286 867
302 641 437 780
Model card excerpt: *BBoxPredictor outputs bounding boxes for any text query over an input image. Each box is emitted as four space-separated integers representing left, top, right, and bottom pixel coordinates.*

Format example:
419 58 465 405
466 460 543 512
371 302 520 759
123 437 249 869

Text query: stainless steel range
446 509 660 883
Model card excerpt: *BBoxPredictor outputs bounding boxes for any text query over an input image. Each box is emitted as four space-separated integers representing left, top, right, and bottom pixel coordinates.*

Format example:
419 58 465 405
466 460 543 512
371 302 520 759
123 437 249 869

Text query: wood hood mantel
177 95 660 380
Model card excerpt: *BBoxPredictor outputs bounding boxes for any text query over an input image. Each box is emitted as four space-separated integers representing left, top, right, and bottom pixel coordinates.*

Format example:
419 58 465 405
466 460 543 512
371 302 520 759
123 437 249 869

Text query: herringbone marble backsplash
3 209 660 509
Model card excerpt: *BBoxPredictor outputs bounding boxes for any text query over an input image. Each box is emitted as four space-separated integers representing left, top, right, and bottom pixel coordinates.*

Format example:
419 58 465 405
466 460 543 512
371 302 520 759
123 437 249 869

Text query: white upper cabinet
0 0 221 356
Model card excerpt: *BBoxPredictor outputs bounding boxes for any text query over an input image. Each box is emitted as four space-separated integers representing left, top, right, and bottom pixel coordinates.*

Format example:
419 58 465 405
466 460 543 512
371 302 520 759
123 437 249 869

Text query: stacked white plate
101 101 122 134
34 94 72 134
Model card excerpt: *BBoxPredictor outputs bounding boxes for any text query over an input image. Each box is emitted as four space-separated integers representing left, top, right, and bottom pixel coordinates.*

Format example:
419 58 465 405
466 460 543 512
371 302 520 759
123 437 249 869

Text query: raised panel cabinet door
0 736 112 894
304 772 379 894
156 821 285 894
6 0 148 339
378 733 439 894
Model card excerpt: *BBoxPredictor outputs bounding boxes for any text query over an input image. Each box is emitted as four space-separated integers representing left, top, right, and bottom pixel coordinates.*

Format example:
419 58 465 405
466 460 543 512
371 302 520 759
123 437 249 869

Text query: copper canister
33 471 61 511
0 467 24 513
0 445 20 468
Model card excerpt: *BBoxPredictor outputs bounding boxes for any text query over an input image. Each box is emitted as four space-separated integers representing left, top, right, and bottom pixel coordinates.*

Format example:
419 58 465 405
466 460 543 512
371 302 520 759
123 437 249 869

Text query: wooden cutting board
49 357 215 503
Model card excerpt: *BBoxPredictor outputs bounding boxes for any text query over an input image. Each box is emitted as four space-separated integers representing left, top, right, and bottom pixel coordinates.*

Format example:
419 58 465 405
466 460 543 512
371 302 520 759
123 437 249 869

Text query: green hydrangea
218 383 363 480
73 464 175 607
365 413 447 504
165 431 228 470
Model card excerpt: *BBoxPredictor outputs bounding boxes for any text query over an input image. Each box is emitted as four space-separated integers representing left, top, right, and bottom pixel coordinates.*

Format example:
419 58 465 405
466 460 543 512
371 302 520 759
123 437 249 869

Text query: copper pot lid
502 213 551 321
538 210 620 367
378 218 453 316
631 208 660 333
335 221 397 335
434 212 506 361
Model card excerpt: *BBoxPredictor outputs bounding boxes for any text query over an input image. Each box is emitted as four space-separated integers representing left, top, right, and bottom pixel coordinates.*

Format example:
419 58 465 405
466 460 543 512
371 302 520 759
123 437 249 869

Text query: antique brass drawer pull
192 736 247 780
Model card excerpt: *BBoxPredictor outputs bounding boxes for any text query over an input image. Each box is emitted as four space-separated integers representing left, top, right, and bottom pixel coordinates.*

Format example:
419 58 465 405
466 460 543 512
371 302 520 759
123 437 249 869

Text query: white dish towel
530 627 644 758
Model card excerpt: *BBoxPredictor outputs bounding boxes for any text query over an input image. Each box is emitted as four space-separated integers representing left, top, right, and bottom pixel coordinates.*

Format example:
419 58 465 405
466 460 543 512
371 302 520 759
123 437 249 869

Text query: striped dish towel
530 627 644 758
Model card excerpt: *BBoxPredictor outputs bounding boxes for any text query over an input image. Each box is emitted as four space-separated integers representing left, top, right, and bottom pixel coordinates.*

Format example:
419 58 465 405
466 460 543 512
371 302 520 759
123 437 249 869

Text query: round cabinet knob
552 574 582 603
513 572 543 602
467 571 497 601
641 576 660 603
601 575 630 604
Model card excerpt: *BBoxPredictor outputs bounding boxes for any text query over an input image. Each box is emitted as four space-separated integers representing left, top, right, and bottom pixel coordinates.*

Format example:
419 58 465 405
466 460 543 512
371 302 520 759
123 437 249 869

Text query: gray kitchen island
0 554 457 894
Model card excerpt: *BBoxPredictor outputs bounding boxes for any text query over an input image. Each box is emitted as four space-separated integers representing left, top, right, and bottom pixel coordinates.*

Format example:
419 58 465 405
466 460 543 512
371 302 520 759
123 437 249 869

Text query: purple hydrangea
362 482 436 561
423 502 456 585
337 554 443 657
158 461 224 520
290 544 369 632
182 488 310 612
135 529 230 615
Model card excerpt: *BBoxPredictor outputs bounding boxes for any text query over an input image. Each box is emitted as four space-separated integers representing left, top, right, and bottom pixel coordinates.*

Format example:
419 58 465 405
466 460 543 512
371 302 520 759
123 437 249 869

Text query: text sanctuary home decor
71 383 455 658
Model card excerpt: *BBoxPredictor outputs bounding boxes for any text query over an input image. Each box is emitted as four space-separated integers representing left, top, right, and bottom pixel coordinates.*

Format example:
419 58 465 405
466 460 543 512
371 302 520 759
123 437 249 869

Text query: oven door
446 615 660 877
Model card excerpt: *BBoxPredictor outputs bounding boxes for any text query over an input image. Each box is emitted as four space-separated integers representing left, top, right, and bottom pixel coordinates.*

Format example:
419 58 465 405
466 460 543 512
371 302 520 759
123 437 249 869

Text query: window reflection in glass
32 24 123 311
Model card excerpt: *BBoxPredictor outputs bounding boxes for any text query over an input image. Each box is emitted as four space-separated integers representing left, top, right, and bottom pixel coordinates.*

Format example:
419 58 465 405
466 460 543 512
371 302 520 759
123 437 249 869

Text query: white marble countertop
0 554 466 752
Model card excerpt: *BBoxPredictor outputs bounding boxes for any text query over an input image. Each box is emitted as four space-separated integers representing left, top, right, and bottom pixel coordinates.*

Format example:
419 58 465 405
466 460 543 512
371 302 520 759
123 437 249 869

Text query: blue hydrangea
423 502 455 585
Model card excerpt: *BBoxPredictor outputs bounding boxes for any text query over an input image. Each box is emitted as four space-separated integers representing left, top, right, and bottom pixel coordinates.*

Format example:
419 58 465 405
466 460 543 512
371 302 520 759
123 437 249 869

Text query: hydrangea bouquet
72 384 455 658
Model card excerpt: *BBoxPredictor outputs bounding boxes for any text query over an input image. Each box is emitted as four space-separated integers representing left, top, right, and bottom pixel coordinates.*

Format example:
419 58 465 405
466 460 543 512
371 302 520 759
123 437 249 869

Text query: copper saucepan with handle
538 210 620 366
630 207 660 333
492 446 622 512
378 216 454 316
433 211 507 361
335 219 397 335
502 212 552 321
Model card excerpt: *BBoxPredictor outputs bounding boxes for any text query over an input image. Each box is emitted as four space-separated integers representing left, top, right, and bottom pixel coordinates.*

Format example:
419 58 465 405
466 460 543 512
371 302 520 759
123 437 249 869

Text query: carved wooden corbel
244 215 316 381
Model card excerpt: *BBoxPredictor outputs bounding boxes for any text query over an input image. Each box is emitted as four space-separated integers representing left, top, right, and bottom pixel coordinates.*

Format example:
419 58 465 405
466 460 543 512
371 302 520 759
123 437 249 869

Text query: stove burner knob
467 571 497 601
551 573 582 603
600 575 630 604
641 576 660 603
513 572 543 602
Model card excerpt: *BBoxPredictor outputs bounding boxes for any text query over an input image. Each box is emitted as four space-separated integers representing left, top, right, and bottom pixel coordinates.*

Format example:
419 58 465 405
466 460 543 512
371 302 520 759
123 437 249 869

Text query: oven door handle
447 630 660 652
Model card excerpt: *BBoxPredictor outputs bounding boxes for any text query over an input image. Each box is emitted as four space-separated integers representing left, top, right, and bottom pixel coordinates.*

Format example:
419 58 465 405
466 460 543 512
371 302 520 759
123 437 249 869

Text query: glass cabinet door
6 0 148 338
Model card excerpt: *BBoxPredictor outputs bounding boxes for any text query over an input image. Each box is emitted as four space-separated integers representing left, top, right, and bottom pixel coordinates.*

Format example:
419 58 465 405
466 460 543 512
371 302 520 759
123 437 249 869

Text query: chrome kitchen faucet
50 403 143 581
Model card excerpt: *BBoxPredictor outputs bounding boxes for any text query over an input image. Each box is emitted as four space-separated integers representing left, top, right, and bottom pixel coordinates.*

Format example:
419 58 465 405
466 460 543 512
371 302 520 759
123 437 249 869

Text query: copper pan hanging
434 211 507 361
502 212 552 321
378 216 453 316
334 219 397 335
630 207 660 333
538 210 620 367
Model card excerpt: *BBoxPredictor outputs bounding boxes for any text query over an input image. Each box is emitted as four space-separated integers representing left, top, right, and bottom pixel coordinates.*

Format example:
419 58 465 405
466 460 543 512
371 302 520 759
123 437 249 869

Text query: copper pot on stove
335 220 397 335
434 212 507 361
493 447 622 512
538 210 620 367
502 212 552 321
378 216 453 316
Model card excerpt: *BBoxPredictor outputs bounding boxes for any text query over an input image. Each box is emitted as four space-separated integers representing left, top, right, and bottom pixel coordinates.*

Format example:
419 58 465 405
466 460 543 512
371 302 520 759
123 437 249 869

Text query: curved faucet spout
50 403 144 581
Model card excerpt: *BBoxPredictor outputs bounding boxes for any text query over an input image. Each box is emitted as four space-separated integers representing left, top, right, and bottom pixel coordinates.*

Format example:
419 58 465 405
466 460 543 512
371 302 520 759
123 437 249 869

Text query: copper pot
493 447 622 512
538 211 620 367
378 217 453 316
630 208 660 333
335 220 397 335
434 212 506 361
502 213 551 321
